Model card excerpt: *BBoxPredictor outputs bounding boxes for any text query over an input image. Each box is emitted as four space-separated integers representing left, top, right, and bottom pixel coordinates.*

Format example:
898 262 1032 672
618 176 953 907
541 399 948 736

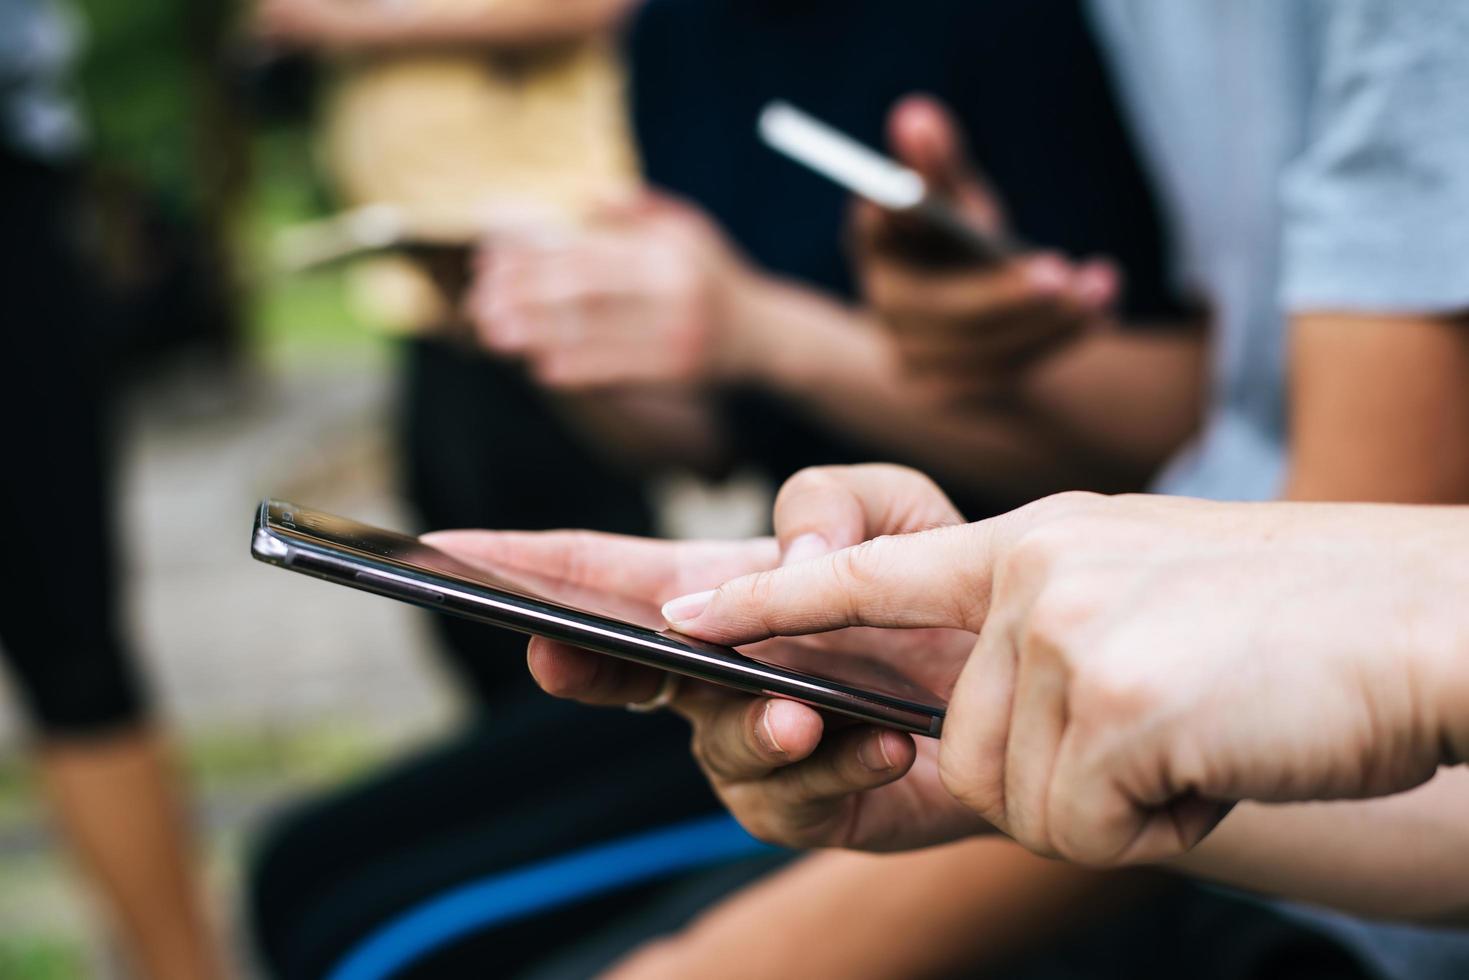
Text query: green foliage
184 721 395 793
239 128 387 362
69 1 382 360
0 935 87 980
74 0 205 214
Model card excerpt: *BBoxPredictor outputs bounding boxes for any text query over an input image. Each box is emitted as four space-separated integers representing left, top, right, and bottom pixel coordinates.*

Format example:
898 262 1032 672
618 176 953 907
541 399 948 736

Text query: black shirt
627 0 1178 318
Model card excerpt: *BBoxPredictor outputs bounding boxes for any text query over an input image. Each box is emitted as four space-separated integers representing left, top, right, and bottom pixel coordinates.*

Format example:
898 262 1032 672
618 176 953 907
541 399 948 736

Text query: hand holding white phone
757 100 1014 264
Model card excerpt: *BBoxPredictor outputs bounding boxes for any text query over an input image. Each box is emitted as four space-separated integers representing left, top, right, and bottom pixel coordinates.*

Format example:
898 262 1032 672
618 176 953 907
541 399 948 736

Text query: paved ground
117 355 451 741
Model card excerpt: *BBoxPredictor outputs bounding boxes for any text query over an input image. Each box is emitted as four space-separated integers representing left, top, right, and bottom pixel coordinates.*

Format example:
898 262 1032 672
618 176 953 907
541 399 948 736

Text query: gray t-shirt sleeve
1279 0 1469 313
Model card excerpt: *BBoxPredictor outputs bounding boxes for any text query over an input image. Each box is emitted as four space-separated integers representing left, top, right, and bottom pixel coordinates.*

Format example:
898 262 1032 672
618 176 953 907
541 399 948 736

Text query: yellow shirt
322 0 639 243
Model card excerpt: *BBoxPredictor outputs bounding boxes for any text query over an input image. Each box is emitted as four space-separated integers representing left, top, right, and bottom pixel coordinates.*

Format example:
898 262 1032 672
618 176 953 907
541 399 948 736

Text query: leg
37 731 224 980
0 150 226 979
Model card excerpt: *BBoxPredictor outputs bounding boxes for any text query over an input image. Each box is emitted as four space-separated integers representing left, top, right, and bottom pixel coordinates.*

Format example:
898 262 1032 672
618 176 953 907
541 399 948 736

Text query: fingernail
782 532 830 567
757 701 788 755
662 589 715 625
1025 255 1070 292
1076 263 1117 307
858 732 896 771
525 645 548 686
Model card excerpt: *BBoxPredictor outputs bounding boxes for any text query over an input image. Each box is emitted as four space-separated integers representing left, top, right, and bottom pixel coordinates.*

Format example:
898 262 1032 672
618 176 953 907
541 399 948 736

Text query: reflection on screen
276 503 946 709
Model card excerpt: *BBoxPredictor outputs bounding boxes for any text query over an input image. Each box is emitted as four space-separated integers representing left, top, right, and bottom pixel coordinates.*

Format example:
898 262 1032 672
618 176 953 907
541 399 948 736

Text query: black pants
0 150 147 738
246 696 791 979
989 884 1373 980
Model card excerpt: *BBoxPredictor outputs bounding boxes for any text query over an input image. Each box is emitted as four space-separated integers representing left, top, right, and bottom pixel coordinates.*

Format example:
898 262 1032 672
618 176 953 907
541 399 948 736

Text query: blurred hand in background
467 192 763 390
855 95 1120 402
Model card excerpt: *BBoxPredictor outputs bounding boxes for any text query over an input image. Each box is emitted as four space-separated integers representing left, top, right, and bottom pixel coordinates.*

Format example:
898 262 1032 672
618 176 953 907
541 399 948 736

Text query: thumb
661 521 999 644
775 464 965 567
887 94 1003 230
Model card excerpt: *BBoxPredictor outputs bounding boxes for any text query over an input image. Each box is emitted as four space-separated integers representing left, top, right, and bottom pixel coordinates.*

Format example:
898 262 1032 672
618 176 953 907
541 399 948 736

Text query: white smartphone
758 100 1014 265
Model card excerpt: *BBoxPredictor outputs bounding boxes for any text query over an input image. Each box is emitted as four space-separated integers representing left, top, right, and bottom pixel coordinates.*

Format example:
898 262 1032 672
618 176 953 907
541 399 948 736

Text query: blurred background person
244 0 1191 977
0 0 230 977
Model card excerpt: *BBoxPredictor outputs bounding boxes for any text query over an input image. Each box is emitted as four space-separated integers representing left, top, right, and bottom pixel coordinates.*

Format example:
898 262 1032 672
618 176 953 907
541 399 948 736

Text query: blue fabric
325 814 777 980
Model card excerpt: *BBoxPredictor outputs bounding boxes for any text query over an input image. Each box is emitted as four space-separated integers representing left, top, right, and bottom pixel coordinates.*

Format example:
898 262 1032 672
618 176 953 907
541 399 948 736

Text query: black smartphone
251 500 945 736
758 100 1016 267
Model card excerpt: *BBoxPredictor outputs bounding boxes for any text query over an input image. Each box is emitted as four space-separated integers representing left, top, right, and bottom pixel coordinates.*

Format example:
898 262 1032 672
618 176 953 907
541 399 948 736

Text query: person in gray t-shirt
844 0 1469 977
1087 0 1469 504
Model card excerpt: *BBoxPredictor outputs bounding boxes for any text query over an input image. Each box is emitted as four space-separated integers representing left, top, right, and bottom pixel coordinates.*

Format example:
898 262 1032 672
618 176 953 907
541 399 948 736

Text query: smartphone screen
253 500 946 735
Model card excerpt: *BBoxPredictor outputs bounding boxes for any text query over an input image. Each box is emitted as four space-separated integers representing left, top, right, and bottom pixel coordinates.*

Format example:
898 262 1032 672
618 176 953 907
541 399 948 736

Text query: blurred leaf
0 936 87 980
74 0 202 213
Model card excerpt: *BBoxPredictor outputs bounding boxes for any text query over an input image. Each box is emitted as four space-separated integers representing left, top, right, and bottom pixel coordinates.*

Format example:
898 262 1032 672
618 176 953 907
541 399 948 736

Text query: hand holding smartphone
252 501 946 735
758 100 1016 266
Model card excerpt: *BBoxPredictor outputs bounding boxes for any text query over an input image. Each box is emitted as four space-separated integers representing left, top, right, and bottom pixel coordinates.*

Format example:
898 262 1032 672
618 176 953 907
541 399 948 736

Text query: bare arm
609 841 1156 979
470 198 1198 501
1285 311 1469 502
40 727 227 980
1016 324 1206 476
1165 308 1469 921
255 0 639 51
1173 772 1469 925
734 276 1183 502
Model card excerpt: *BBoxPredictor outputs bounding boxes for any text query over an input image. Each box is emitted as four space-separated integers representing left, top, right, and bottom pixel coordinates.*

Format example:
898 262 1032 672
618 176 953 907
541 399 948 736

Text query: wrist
1433 553 1469 768
718 271 884 398
712 265 784 385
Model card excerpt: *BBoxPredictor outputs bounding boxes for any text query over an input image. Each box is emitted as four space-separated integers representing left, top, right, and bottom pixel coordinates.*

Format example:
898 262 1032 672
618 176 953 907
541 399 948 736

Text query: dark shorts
0 149 147 737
